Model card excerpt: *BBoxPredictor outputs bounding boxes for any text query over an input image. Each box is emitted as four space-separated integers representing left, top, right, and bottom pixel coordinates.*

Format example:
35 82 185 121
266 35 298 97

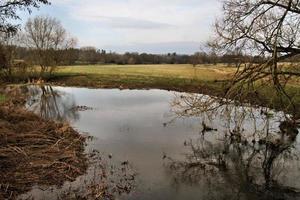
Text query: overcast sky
20 0 222 54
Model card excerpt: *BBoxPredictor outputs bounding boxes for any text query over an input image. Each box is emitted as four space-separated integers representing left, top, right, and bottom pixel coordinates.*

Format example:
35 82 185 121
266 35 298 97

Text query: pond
22 86 300 200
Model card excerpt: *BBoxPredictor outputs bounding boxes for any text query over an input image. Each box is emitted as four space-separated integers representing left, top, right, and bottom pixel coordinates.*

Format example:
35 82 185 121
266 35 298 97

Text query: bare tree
0 34 17 80
22 15 77 77
0 0 50 80
211 0 300 114
0 0 50 35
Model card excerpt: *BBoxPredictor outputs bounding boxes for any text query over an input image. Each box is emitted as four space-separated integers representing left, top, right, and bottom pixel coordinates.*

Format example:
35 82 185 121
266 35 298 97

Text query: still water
24 86 300 200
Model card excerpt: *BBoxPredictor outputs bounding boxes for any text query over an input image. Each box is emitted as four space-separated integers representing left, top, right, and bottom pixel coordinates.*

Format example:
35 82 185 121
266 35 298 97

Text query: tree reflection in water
26 85 79 122
167 93 300 200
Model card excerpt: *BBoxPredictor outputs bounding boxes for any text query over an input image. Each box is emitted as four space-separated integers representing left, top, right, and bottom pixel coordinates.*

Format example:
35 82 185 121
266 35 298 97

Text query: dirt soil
0 87 88 199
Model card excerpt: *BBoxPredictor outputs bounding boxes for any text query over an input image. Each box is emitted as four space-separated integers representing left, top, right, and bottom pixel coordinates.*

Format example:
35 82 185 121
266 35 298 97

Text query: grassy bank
50 64 233 94
49 64 300 115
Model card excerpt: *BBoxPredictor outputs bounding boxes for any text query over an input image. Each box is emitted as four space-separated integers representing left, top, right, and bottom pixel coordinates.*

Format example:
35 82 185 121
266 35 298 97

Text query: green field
52 64 235 94
55 64 235 81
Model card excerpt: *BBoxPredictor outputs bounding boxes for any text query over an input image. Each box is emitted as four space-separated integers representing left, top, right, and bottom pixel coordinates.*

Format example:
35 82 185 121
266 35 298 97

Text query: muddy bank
0 87 88 199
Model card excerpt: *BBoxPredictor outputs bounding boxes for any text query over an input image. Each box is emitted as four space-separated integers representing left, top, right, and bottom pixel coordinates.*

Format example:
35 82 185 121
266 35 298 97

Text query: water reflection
26 85 79 122
167 93 300 200
23 87 300 200
19 151 137 200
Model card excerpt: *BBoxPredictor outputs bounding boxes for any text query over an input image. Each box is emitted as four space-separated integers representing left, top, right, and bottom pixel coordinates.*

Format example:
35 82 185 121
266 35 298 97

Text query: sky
20 0 222 54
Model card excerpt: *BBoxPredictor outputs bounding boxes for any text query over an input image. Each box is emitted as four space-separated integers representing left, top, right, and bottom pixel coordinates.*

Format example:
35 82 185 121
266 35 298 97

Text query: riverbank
50 64 232 93
0 86 138 199
48 64 300 117
0 87 88 199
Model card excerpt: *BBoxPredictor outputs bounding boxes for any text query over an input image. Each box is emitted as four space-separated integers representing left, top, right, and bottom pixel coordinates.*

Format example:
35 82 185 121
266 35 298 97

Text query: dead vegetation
50 151 137 200
0 85 137 200
0 87 88 199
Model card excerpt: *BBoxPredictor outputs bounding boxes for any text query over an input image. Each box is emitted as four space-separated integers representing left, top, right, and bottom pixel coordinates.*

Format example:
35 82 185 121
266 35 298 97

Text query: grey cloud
93 16 175 29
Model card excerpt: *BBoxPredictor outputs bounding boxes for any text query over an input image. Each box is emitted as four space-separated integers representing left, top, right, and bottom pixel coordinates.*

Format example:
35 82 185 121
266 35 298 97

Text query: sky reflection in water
26 86 300 200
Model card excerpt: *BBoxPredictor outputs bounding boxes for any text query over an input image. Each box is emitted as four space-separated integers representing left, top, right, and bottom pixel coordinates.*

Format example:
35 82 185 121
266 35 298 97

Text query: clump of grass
0 94 5 103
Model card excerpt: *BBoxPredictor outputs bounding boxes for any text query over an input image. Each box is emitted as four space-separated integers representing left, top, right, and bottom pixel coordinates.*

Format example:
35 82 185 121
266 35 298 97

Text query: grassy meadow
51 64 235 94
55 64 235 81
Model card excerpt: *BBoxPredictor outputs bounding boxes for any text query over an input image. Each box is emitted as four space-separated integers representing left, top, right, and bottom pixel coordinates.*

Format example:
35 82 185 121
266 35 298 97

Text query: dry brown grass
0 87 87 199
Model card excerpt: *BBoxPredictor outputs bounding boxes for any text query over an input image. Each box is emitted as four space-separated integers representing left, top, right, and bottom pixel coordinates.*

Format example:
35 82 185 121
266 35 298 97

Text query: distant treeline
13 46 269 66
